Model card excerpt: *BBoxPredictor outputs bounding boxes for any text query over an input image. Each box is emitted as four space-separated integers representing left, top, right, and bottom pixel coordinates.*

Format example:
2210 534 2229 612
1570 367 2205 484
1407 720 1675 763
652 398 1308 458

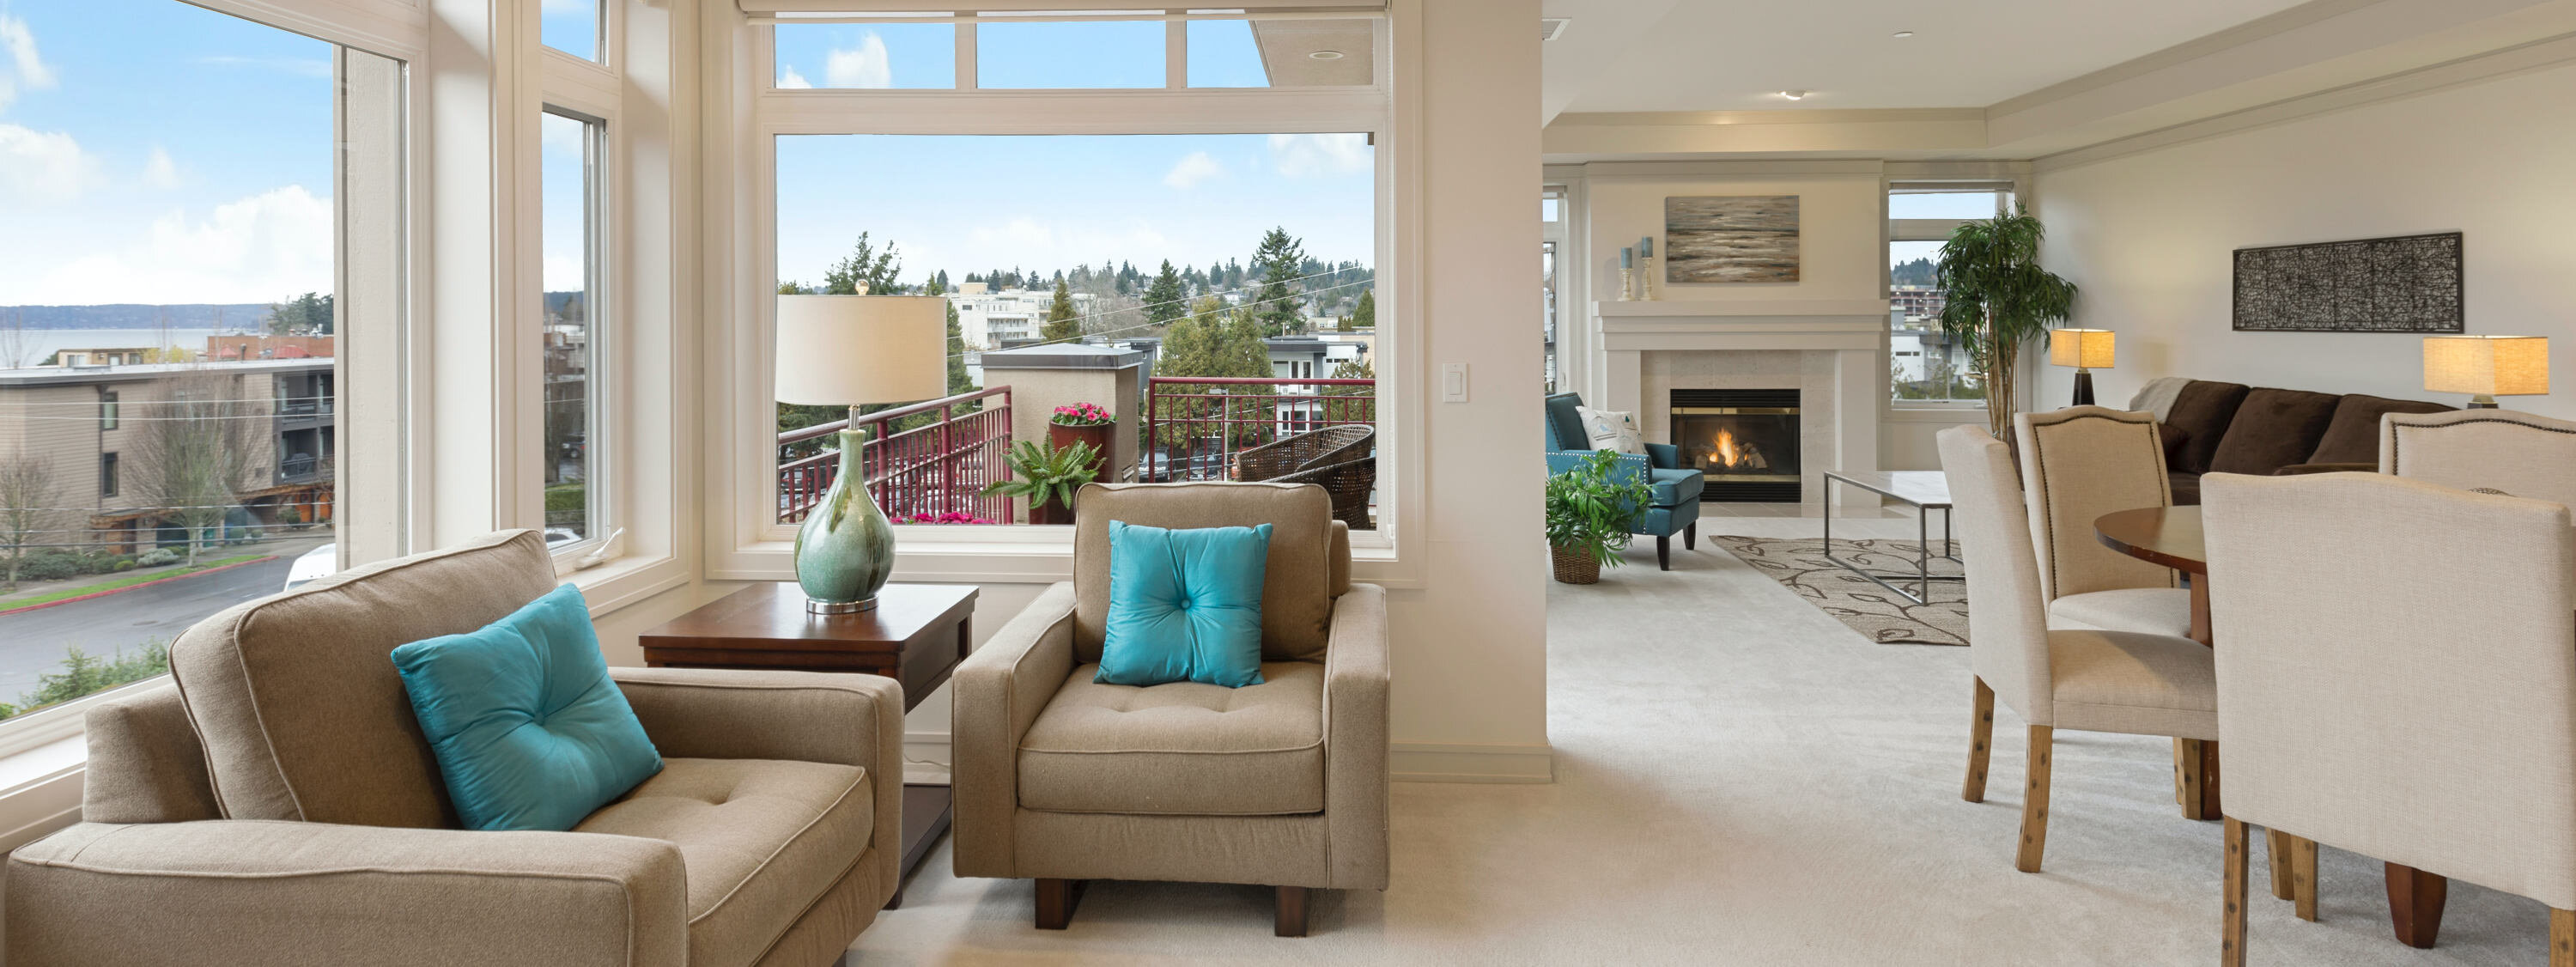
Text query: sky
0 2 1370 308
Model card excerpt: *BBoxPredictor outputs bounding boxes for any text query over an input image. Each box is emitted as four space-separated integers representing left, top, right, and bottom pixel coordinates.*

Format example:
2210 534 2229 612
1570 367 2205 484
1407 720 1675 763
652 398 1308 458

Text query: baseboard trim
896 735 1555 784
1392 741 1555 784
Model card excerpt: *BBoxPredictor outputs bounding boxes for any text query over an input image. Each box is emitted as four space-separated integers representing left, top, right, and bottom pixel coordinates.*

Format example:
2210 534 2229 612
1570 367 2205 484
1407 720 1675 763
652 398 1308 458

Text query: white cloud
1162 151 1224 191
1267 132 1370 178
0 124 102 201
777 65 813 89
0 14 58 113
143 146 180 190
25 185 334 304
825 33 891 88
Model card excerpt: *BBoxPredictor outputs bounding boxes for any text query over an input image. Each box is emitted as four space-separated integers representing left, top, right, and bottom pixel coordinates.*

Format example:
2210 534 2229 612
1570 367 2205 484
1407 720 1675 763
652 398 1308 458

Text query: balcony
778 386 1016 525
1141 376 1376 482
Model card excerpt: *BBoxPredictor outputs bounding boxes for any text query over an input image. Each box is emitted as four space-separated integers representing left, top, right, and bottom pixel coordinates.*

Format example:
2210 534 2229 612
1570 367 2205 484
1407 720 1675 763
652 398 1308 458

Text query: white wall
2032 62 2576 419
1581 169 1883 308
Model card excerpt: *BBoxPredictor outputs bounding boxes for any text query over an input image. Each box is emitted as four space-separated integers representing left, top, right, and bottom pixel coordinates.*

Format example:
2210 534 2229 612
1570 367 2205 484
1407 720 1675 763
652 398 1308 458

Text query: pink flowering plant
1049 402 1115 427
908 512 997 525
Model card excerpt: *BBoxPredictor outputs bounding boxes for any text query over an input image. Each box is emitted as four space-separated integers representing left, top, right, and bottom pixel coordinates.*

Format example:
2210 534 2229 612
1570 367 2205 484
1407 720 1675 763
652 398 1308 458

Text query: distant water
0 328 233 370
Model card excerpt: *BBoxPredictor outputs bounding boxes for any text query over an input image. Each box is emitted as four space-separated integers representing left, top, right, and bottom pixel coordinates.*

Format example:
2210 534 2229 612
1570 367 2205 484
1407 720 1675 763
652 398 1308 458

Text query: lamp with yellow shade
2423 335 2549 409
775 294 948 613
2048 328 2116 406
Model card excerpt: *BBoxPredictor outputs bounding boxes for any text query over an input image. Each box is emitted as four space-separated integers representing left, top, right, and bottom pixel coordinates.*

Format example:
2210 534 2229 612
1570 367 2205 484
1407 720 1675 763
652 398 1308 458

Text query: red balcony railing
778 386 1015 525
1141 377 1375 482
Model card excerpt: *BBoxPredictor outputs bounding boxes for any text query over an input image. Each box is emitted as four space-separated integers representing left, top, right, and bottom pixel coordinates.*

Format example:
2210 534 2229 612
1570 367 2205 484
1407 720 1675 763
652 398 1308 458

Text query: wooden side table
637 581 975 907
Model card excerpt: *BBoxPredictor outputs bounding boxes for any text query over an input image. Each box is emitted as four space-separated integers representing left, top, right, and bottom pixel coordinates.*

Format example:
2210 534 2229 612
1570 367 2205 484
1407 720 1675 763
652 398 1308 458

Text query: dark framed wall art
2231 231 2463 332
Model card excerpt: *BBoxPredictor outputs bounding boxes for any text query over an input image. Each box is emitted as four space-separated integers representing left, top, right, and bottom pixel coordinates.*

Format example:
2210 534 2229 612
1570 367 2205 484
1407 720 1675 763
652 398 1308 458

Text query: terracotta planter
1550 544 1601 585
1048 423 1112 477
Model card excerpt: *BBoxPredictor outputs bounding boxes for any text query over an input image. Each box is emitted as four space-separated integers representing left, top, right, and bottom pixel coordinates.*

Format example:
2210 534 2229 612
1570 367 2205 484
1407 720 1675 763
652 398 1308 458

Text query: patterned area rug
1710 536 1969 646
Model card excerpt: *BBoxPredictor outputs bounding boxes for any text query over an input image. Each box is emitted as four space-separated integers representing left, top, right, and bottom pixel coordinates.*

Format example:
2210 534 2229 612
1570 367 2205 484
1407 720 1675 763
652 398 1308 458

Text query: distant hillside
0 304 273 329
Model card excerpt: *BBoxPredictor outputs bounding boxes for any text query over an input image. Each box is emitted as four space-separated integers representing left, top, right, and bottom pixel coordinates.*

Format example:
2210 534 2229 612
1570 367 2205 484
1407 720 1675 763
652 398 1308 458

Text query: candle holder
1618 268 1639 301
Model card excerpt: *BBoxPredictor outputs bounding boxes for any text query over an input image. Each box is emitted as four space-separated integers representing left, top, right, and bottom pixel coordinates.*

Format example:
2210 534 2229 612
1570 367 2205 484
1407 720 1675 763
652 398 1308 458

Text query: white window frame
703 3 1425 588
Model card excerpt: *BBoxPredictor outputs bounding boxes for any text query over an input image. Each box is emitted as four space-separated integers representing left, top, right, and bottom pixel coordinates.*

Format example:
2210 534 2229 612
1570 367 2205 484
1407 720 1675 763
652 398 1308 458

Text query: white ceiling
1544 0 2315 119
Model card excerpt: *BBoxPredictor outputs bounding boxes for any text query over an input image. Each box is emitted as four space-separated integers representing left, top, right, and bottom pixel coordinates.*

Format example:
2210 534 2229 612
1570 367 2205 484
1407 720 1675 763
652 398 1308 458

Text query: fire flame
1714 428 1740 469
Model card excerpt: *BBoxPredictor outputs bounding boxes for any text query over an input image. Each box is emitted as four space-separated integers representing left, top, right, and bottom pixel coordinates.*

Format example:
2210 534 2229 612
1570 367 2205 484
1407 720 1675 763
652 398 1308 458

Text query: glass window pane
977 21 1164 88
774 22 957 89
542 0 601 62
774 133 1377 526
1190 16 1371 88
541 112 598 544
0 0 371 720
1889 190 2005 220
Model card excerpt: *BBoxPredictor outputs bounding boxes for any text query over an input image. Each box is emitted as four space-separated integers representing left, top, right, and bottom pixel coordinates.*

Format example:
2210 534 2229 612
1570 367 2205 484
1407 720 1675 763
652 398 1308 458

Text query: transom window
769 10 1378 91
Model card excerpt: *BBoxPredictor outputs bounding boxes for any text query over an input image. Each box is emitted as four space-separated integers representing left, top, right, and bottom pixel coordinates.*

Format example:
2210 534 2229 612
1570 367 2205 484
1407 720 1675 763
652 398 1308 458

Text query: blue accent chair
1545 392 1703 569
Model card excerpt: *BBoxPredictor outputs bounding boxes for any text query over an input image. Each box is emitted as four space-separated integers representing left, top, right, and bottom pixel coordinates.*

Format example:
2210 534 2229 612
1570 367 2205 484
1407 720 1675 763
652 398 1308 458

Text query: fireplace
1670 388 1800 502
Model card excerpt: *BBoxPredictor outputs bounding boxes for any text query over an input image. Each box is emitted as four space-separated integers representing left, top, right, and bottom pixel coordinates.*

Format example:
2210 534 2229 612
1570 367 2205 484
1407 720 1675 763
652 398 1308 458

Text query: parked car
1134 450 1232 483
283 529 581 592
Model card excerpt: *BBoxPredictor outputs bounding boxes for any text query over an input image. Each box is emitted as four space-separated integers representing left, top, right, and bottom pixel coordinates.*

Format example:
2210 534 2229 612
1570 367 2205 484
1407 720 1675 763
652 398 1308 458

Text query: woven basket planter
1550 545 1601 585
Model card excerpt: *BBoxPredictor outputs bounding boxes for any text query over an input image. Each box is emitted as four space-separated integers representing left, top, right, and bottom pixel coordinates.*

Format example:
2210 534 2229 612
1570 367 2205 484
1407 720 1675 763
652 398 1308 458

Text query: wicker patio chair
1238 425 1375 483
1273 454 1376 530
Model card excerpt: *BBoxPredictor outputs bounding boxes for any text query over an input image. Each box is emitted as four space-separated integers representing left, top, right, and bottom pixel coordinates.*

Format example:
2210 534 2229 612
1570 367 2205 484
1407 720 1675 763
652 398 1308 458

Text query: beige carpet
841 515 2547 964
1708 535 1968 645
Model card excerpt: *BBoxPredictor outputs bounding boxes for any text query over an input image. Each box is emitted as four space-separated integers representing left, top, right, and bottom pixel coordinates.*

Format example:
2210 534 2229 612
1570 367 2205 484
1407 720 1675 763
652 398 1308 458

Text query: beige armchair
6 531 900 967
950 482 1388 936
2202 471 2576 965
2013 406 2191 638
1939 426 2218 873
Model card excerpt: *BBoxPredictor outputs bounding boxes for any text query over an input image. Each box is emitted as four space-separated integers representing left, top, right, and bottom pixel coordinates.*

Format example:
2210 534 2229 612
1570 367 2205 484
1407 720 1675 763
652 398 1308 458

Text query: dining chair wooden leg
2551 908 2573 967
2224 818 2251 967
2386 863 2448 949
1963 678 1995 803
2177 739 2220 820
2291 836 2319 921
2015 725 2052 873
2174 739 2189 806
2265 830 2295 901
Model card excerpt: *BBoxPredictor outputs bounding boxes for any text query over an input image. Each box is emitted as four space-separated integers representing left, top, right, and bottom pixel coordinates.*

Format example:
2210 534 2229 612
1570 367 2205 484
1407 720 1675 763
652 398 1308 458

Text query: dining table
2095 504 2451 950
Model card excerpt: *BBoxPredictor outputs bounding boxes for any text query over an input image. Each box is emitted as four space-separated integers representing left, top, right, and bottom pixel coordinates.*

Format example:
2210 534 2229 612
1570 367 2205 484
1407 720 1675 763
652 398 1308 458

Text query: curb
0 556 278 618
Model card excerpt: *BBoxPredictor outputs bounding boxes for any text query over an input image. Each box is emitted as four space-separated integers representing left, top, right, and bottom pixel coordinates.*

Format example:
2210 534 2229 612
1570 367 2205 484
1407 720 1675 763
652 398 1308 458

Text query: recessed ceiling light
1893 30 1915 38
1779 89 1810 100
1309 50 1346 61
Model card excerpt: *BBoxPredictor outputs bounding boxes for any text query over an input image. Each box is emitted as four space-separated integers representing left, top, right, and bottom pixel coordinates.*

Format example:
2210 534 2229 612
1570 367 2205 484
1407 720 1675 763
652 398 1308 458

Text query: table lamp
2424 335 2549 409
775 294 947 613
2048 328 2116 406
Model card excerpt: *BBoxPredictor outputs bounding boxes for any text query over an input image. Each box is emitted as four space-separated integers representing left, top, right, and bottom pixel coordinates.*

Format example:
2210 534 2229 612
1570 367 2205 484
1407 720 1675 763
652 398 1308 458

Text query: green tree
822 232 902 295
264 292 334 335
1141 260 1188 331
1249 228 1309 337
1153 298 1276 452
1322 357 1376 424
1039 277 1081 343
924 274 975 398
1348 289 1376 330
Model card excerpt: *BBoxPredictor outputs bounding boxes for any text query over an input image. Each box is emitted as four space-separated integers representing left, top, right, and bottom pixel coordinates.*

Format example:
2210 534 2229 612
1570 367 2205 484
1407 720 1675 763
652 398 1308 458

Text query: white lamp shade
2048 329 2115 369
775 295 948 406
2424 335 2549 396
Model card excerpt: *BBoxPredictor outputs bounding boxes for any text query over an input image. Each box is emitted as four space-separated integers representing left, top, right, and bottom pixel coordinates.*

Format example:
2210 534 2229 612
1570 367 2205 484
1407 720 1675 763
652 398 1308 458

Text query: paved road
0 553 304 703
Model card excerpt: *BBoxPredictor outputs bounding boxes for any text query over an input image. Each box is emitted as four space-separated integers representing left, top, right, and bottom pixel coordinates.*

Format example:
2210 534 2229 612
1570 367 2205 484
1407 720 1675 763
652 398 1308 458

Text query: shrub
15 553 80 582
15 640 170 714
136 548 180 568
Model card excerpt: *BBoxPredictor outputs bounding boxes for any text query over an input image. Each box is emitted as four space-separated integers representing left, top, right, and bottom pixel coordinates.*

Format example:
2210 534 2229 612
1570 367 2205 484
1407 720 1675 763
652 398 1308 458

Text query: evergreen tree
264 292 334 335
1249 227 1309 337
1142 260 1188 330
1039 277 1081 343
822 233 901 295
1349 289 1376 330
923 275 974 398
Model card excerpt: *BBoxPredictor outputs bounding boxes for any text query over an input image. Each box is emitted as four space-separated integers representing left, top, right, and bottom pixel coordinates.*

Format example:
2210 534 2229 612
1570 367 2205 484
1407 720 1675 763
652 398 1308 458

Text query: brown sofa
2130 378 2454 504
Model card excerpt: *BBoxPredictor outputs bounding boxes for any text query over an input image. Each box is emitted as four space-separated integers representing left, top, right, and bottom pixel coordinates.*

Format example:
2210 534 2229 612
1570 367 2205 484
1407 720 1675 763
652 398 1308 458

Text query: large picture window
1889 182 2014 404
0 0 403 724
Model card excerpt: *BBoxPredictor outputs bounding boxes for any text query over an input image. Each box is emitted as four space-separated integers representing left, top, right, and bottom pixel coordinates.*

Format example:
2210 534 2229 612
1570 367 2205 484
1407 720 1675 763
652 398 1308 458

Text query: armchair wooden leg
1275 885 1309 937
2224 818 2251 967
1963 678 1994 803
2552 908 2574 967
1684 521 1697 550
1036 878 1084 930
2016 725 2052 873
1656 534 1671 570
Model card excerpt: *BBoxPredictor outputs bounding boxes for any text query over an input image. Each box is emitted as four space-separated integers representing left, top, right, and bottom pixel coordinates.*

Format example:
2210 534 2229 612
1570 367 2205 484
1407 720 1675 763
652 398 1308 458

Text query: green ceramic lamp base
795 419 896 616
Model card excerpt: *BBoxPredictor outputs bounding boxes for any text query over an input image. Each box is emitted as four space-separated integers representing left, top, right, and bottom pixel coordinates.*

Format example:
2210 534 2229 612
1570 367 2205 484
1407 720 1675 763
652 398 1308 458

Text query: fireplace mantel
1588 300 1886 510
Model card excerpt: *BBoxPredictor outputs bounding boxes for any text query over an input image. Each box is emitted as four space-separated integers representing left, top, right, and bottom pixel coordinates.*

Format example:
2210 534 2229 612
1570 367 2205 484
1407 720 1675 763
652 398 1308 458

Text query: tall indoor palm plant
1935 205 2078 441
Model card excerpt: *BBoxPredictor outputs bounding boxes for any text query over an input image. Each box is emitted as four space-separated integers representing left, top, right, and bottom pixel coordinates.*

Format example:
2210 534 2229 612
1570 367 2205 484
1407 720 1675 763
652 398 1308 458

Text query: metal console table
1820 469 1959 605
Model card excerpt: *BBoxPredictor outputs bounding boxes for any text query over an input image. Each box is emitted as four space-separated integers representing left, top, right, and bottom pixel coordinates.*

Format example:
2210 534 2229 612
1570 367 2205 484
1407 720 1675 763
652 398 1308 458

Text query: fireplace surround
1671 388 1801 502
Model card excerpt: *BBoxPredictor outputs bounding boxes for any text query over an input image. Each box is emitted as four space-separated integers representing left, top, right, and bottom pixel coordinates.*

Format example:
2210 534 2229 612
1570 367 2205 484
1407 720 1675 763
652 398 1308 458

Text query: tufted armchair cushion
1018 661 1323 816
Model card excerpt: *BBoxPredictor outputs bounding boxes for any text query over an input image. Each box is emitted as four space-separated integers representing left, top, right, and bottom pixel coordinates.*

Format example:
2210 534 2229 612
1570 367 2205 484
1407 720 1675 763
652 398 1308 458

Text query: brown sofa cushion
2168 472 2203 507
2161 381 2250 474
2209 387 2342 475
170 530 560 827
2306 393 2454 465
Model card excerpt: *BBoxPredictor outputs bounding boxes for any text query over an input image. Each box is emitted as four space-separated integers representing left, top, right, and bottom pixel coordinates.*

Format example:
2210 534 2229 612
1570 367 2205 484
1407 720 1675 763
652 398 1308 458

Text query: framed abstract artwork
1664 195 1800 283
2231 232 2463 332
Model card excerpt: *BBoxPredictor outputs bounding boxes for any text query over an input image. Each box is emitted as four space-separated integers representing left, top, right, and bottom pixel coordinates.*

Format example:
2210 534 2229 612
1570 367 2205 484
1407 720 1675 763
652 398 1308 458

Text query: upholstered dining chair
2202 471 2576 966
2382 408 2576 507
949 482 1389 937
2013 407 2192 638
1939 425 2219 873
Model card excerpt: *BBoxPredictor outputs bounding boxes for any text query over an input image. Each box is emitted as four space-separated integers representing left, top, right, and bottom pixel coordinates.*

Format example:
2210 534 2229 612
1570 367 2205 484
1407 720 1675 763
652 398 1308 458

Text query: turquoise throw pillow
390 583 663 831
1098 520 1272 688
